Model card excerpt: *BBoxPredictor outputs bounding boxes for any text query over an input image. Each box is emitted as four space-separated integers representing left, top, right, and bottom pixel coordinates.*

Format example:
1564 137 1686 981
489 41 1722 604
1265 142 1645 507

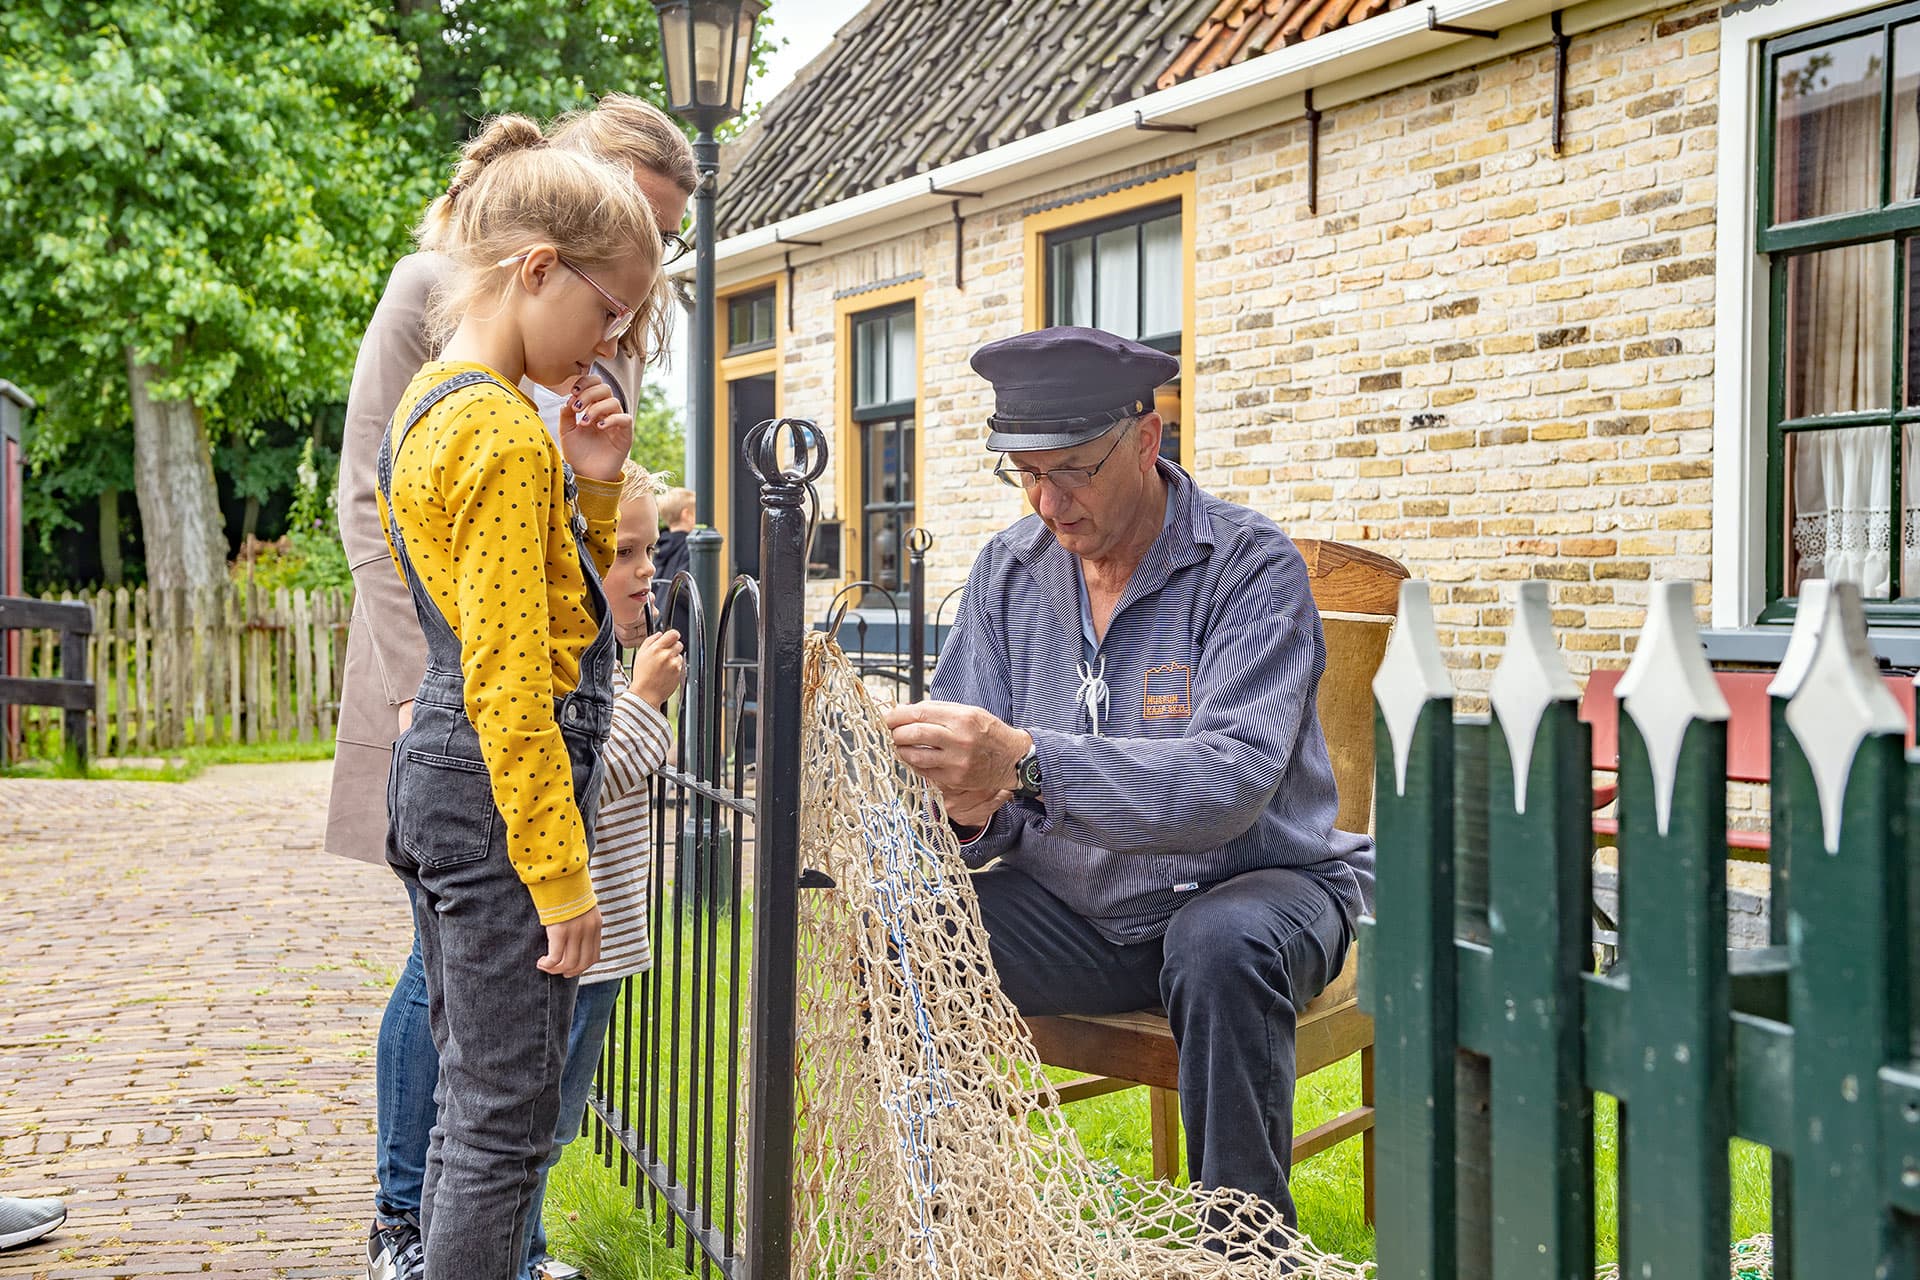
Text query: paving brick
0 762 401 1278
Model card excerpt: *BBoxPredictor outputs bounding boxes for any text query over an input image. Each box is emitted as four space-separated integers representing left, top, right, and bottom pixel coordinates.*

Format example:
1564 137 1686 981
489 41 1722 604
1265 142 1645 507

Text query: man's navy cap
971 326 1179 452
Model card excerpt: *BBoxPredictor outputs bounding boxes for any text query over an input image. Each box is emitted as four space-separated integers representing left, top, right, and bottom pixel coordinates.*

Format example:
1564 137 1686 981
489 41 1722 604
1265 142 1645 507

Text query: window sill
1702 626 1920 671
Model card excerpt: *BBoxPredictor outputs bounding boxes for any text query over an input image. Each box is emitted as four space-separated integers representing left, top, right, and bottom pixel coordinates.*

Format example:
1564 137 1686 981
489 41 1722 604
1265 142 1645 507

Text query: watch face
1019 754 1042 791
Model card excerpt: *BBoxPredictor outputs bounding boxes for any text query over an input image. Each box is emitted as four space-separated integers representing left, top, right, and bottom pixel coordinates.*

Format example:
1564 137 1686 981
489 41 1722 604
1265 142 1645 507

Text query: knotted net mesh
792 633 1369 1279
787 633 1774 1279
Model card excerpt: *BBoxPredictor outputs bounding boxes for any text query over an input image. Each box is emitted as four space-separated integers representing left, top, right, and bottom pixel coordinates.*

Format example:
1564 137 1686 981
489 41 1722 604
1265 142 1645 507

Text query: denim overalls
377 369 618 1280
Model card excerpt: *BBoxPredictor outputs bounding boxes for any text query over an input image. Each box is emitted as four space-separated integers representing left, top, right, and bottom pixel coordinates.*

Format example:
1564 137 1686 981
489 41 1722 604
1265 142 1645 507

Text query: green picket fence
1360 577 1920 1279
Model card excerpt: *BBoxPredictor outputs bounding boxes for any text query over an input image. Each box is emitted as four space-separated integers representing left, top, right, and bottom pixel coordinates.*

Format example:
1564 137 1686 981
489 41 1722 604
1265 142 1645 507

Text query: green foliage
0 1 430 458
628 379 686 484
242 438 353 591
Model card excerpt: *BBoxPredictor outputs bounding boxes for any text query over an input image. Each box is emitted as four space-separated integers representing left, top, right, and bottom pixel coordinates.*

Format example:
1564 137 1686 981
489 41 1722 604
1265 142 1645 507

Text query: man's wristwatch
1011 743 1042 800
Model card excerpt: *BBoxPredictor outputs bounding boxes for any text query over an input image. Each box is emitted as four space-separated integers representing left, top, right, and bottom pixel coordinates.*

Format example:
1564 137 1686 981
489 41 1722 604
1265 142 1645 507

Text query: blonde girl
375 114 661 1280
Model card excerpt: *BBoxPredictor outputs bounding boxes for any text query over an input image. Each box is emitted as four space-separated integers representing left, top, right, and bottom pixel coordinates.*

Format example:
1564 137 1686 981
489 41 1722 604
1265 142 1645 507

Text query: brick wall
751 1 1724 698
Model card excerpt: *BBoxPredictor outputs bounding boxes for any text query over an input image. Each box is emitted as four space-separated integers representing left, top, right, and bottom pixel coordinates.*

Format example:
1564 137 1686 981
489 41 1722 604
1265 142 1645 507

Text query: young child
518 465 683 1280
377 113 662 1280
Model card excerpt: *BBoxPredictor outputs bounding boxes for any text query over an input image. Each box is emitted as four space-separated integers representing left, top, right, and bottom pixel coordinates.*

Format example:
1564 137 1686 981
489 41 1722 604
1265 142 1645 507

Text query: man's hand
885 701 1031 794
558 374 634 482
942 786 1012 828
538 906 602 977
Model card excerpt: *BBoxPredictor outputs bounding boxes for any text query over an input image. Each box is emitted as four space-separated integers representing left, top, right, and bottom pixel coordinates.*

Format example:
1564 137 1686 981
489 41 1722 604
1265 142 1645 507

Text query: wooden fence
1362 577 1920 1279
10 583 351 758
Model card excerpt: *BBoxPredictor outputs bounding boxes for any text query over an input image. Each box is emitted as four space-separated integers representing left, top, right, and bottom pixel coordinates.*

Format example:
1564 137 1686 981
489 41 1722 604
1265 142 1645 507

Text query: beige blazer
324 251 648 862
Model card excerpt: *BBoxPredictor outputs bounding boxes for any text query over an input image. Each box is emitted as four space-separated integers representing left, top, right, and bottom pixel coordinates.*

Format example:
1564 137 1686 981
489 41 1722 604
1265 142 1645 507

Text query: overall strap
376 370 509 660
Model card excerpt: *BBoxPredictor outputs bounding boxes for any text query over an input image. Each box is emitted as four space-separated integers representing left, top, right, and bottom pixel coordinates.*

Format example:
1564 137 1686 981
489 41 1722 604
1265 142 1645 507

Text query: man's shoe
366 1216 425 1280
0 1197 67 1251
531 1256 584 1280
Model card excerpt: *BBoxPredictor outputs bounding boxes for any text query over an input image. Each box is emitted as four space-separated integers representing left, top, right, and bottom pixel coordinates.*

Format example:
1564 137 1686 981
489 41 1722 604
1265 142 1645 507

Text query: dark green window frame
1760 0 1920 624
726 287 776 355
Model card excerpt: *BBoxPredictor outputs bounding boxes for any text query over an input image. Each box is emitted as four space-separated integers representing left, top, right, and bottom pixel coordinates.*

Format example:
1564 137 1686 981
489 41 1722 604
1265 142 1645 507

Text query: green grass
544 1045 1775 1276
1 735 335 781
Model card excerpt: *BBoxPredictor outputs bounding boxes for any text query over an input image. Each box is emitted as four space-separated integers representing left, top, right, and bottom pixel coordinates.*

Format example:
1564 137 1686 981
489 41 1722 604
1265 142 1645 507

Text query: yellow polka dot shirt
379 361 623 925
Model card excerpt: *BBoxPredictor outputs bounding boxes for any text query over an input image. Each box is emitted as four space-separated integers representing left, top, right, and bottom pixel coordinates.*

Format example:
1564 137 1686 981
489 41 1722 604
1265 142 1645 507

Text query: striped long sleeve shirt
580 668 672 984
931 461 1375 945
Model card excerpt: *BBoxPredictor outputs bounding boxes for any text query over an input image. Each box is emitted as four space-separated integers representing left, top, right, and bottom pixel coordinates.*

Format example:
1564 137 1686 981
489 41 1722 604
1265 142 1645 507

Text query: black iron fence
586 420 825 1280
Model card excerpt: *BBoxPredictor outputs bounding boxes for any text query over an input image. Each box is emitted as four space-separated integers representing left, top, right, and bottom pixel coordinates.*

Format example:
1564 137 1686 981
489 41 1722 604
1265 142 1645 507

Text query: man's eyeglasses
661 230 693 265
992 426 1131 493
497 251 636 344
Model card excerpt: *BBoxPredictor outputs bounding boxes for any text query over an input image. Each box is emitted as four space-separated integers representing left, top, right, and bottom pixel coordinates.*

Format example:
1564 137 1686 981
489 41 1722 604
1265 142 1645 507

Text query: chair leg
1360 1042 1377 1226
1149 1085 1183 1183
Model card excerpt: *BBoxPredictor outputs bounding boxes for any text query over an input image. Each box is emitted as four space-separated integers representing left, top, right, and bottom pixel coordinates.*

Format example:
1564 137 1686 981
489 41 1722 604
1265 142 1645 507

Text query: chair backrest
1295 539 1409 834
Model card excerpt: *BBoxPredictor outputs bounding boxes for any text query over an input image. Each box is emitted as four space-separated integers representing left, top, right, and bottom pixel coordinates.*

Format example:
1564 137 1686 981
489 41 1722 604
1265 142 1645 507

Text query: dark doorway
728 373 775 581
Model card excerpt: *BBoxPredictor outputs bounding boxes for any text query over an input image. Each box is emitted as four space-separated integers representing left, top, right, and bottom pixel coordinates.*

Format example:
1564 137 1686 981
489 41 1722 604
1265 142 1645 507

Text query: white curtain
1793 429 1891 596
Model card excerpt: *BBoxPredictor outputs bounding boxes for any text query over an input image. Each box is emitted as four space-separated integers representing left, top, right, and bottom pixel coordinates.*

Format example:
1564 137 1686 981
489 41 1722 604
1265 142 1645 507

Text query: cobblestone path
1 761 401 1279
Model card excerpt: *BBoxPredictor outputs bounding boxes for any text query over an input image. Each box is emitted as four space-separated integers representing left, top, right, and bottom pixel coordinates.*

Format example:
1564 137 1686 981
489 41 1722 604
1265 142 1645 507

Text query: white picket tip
1373 579 1454 797
1487 581 1578 815
1616 581 1729 837
1784 583 1906 855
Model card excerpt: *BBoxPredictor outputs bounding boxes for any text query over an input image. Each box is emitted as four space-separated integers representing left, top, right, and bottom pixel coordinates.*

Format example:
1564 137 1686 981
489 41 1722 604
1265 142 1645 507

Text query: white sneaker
0 1197 66 1251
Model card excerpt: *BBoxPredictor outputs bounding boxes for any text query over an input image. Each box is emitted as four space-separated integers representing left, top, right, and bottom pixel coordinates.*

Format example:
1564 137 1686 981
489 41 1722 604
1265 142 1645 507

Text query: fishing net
788 633 1773 1279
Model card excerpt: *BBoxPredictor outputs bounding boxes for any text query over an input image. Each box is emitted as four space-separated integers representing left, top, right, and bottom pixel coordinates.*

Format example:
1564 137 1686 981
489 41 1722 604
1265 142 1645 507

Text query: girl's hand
539 905 602 977
559 374 635 482
629 629 686 706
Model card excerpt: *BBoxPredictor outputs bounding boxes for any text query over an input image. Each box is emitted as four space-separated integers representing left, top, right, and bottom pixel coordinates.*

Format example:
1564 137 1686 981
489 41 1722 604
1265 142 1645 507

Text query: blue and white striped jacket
932 462 1376 945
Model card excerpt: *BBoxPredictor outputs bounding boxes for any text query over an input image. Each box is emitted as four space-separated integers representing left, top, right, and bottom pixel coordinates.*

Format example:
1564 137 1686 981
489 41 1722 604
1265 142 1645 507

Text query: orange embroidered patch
1143 662 1193 719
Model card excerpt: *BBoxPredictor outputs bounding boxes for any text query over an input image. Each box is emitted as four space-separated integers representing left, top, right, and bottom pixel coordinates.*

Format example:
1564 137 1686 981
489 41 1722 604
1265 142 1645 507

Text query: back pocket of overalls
397 749 499 869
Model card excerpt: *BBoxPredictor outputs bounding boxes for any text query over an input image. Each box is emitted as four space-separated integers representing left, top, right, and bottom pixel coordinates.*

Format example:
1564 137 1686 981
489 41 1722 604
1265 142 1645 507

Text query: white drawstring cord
1076 655 1109 737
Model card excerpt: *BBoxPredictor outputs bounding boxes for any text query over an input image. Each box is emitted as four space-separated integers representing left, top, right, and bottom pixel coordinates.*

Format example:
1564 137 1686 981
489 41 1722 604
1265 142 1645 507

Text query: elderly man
885 326 1374 1227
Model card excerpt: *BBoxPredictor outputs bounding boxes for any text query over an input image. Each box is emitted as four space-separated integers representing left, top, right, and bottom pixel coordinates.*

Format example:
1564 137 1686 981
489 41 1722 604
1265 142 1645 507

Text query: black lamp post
654 0 764 916
654 0 766 533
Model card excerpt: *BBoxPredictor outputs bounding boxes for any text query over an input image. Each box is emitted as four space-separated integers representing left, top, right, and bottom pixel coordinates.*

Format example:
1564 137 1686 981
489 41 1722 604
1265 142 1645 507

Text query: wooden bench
1019 539 1407 1220
1579 667 1916 861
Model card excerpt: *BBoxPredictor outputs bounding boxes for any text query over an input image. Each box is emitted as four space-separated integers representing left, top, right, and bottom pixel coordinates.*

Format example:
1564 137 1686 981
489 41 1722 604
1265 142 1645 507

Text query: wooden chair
1020 539 1407 1222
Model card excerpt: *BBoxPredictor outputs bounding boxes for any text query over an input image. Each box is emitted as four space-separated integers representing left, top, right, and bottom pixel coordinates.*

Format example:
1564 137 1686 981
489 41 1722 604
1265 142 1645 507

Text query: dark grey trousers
388 705 579 1280
973 862 1354 1227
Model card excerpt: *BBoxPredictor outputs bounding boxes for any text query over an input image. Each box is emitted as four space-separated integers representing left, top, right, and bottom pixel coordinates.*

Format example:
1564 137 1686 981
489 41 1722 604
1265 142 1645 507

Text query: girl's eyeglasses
497 251 636 344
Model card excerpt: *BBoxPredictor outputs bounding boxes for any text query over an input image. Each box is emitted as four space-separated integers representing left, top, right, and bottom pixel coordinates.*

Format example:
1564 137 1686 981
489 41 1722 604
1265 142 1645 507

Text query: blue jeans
520 977 626 1276
375 896 440 1224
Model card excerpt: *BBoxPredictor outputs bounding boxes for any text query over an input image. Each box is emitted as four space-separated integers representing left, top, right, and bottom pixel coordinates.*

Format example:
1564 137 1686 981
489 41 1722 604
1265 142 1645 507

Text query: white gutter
691 0 1671 277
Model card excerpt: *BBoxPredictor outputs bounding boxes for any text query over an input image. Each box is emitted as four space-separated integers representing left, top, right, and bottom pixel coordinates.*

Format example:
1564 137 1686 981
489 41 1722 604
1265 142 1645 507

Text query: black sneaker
366 1216 424 1280
531 1258 584 1280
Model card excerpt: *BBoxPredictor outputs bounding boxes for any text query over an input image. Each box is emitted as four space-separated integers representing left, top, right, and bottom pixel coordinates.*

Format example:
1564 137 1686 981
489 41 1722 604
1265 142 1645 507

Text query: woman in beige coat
326 96 693 1280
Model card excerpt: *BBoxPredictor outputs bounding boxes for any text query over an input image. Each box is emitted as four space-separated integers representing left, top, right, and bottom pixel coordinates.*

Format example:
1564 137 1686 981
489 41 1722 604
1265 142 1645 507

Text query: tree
628 380 687 487
0 1 426 590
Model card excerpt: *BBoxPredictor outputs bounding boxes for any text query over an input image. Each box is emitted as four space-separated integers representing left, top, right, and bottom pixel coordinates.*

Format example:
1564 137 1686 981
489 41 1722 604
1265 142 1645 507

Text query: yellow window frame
834 278 926 590
1021 170 1197 473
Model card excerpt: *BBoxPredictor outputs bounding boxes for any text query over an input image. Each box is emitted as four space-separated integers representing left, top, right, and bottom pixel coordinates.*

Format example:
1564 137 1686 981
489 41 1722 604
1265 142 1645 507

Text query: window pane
1787 426 1891 598
888 310 916 404
1905 424 1920 594
1774 33 1884 224
1094 226 1140 339
752 294 774 345
1141 214 1182 339
867 420 903 505
854 317 881 408
1784 241 1894 419
1897 24 1920 203
1155 370 1181 463
1050 237 1093 327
